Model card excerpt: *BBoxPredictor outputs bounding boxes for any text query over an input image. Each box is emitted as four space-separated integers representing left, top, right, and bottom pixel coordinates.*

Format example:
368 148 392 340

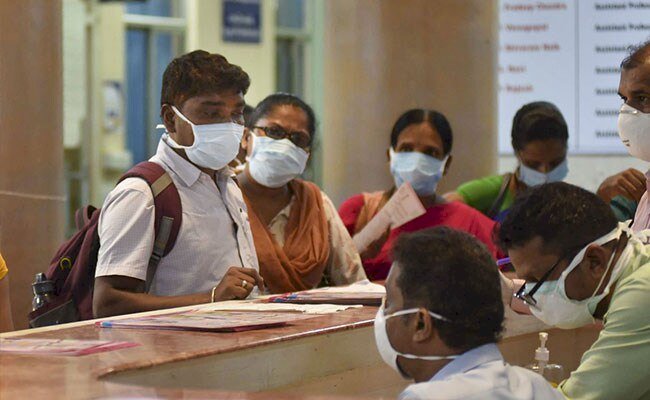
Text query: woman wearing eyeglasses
237 93 367 294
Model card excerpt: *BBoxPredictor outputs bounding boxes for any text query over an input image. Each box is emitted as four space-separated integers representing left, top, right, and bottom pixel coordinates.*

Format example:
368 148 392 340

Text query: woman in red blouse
338 109 500 280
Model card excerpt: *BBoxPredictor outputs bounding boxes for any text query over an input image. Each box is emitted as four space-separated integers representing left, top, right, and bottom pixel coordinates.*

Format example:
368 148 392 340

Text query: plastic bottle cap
33 273 55 295
535 332 550 362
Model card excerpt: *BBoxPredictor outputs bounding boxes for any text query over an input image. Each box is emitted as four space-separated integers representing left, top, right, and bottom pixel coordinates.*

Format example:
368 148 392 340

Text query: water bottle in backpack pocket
28 162 182 328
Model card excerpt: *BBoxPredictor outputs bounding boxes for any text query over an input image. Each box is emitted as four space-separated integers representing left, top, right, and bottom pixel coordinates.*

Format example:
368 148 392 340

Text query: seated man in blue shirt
375 226 561 400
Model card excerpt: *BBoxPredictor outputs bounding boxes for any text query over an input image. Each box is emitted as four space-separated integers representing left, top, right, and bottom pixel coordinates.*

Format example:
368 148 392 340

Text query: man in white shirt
375 227 560 400
93 50 263 318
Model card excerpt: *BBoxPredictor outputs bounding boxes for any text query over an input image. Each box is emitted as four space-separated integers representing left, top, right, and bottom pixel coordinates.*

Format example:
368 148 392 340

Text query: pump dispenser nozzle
535 332 550 362
527 331 566 386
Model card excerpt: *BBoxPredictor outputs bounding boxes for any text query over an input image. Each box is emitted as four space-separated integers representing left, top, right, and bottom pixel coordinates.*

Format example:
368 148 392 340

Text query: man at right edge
499 41 650 399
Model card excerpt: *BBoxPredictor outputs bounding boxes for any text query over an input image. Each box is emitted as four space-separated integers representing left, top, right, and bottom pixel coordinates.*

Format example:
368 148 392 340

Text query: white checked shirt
96 138 258 296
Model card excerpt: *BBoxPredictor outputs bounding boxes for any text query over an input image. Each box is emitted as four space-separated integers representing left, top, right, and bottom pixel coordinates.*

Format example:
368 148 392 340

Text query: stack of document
201 301 363 314
0 338 138 356
269 280 386 306
98 310 319 332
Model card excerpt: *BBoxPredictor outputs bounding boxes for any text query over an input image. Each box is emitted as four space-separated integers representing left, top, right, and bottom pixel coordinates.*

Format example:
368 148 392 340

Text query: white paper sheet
305 279 386 294
353 183 426 252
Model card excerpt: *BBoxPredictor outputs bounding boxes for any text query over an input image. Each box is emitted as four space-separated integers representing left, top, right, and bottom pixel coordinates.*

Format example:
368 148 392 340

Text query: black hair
498 182 618 255
247 93 317 139
161 50 250 107
621 39 650 70
390 109 453 155
243 104 255 126
393 227 503 351
511 101 568 152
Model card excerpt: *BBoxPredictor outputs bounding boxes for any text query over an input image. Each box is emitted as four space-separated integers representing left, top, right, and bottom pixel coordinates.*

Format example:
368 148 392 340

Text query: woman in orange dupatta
237 94 367 293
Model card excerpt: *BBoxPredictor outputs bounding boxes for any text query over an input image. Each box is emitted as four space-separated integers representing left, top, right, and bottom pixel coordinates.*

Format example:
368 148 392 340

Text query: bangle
211 286 218 303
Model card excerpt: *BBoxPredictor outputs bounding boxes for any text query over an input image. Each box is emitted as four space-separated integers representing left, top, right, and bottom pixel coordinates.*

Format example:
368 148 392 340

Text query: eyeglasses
513 242 589 309
253 126 312 149
513 233 626 310
513 256 564 310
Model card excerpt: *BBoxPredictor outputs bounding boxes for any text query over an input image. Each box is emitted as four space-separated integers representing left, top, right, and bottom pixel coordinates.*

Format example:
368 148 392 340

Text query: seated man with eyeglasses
498 182 650 399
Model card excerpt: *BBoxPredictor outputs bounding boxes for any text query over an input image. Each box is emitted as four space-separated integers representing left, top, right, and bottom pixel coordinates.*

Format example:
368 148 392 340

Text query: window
276 0 324 182
124 0 186 164
276 0 309 98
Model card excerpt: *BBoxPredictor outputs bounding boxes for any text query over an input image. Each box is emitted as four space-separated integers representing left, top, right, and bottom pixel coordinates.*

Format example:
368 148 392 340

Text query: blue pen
271 293 298 303
496 257 511 267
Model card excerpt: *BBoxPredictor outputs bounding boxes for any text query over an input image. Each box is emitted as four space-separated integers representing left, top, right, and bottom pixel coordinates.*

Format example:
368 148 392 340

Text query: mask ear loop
244 131 259 163
384 307 451 323
560 225 623 283
171 105 195 126
155 123 185 149
382 307 458 361
589 233 626 298
162 106 197 150
438 155 450 176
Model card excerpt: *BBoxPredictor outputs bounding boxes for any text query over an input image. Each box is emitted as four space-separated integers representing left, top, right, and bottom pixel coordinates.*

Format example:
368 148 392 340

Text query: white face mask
389 148 448 196
374 304 457 379
247 133 309 188
159 106 244 170
527 223 632 329
618 103 650 162
518 158 568 187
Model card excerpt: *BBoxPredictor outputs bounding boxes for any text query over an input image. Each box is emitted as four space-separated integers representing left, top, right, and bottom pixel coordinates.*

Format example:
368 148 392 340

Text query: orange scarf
245 180 331 293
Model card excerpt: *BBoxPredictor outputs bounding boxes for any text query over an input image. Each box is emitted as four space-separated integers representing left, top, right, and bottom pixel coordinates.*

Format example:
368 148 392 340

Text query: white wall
62 0 87 149
498 155 648 193
186 0 276 106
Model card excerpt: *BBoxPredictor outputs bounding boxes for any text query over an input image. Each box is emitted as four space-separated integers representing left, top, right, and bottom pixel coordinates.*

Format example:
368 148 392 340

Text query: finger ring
241 280 248 288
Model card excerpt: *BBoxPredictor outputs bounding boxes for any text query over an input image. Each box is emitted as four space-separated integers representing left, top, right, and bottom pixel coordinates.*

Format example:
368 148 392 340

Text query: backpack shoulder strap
486 173 513 219
74 205 98 230
119 161 182 292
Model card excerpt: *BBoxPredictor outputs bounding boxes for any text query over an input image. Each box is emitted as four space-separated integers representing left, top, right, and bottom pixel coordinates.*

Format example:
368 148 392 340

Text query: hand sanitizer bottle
526 332 566 387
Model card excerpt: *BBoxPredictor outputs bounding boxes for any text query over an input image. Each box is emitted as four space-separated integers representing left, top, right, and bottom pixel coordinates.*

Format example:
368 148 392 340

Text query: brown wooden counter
0 302 599 399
